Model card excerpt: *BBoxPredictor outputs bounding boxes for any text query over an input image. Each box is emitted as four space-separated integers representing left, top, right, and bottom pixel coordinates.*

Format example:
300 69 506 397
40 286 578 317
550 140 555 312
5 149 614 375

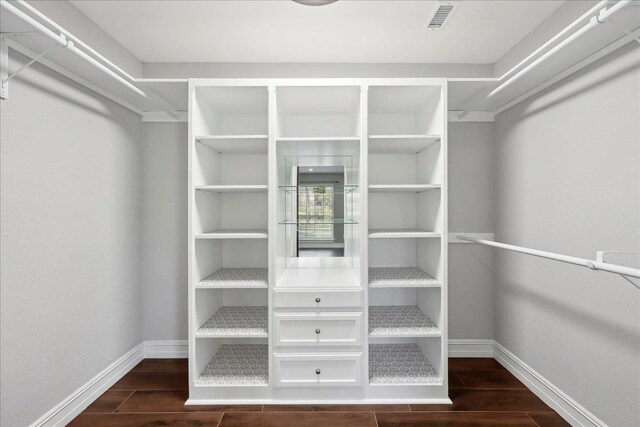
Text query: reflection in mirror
296 166 345 258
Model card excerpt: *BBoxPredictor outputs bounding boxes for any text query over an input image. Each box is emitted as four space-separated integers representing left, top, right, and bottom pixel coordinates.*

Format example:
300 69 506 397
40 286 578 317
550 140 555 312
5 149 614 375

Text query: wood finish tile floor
69 358 570 427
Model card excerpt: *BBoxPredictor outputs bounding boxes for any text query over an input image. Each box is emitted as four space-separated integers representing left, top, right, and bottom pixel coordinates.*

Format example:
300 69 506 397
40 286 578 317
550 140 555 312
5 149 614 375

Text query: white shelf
368 267 439 288
369 184 440 193
195 185 268 193
196 344 268 386
369 344 441 385
368 229 440 239
197 268 268 289
195 229 268 239
368 135 440 154
276 268 360 288
196 135 268 154
277 136 361 143
369 306 440 337
196 306 268 338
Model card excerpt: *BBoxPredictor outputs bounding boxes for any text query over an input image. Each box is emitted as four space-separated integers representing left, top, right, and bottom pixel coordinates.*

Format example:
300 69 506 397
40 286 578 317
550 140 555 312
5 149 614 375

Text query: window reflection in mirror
296 166 345 258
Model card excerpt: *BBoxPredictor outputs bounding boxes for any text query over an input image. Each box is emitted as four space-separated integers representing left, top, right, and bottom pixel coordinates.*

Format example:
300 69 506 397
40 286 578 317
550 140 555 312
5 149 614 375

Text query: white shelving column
366 81 448 401
188 79 448 404
188 81 271 401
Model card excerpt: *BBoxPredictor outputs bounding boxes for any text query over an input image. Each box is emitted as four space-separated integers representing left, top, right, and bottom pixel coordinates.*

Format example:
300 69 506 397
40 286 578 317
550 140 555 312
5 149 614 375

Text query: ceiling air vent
425 1 461 29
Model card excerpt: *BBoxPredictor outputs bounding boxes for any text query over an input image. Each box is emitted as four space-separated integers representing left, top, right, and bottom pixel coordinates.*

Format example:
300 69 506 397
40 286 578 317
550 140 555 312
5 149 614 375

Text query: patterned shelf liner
369 267 439 287
197 306 268 337
369 343 440 385
369 305 440 337
199 268 268 288
196 344 268 386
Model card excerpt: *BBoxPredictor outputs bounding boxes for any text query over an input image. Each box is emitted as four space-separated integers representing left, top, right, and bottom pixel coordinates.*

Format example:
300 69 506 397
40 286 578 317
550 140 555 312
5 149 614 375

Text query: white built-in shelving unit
189 78 448 403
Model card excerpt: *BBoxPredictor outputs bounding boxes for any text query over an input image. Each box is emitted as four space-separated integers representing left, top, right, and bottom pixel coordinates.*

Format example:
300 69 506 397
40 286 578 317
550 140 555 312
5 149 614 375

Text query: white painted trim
29 343 144 427
448 233 494 243
447 111 495 122
448 339 494 357
144 340 188 358
26 338 599 427
493 341 607 427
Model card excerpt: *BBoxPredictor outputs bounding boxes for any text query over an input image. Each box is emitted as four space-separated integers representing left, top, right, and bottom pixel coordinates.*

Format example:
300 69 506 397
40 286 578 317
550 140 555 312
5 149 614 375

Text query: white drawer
274 312 362 347
273 289 362 309
274 353 362 387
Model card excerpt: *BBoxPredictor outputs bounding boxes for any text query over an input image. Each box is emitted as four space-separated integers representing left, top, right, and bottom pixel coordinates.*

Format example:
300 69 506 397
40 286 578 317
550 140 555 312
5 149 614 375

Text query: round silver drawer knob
315 369 321 375
315 328 321 334
315 297 321 303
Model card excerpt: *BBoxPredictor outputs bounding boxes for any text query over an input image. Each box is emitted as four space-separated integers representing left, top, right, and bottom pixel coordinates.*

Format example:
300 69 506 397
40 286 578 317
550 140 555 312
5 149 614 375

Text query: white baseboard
144 340 188 358
28 338 600 427
30 343 144 427
493 341 606 427
448 339 495 357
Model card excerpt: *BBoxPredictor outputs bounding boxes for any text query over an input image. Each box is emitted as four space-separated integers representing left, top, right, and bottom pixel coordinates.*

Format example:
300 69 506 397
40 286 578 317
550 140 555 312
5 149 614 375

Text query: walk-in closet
1 1 638 426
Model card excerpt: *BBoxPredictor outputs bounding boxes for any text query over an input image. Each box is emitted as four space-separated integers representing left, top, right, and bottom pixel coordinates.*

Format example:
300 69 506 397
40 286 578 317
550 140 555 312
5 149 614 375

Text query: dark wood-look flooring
69 358 570 427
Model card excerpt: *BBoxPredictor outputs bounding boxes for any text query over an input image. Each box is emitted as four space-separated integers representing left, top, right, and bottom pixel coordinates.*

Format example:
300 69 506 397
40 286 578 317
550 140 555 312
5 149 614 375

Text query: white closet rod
487 0 632 98
456 235 640 281
0 0 179 119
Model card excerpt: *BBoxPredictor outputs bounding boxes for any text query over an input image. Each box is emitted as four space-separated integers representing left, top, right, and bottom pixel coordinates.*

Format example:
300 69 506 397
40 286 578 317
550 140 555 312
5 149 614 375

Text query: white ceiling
70 0 565 64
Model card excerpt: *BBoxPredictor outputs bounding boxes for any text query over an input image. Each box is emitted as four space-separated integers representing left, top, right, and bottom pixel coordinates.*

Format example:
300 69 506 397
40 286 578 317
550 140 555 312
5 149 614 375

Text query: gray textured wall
493 43 640 426
142 123 188 341
449 123 495 340
0 53 143 426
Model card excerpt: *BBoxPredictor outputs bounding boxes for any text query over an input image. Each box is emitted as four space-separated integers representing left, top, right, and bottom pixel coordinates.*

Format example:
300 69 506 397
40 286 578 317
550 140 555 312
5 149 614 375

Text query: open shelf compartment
369 306 440 337
276 85 361 139
369 343 441 385
368 135 440 154
196 135 268 154
193 86 268 137
368 85 443 137
198 268 268 289
369 267 440 288
196 306 268 338
196 344 269 386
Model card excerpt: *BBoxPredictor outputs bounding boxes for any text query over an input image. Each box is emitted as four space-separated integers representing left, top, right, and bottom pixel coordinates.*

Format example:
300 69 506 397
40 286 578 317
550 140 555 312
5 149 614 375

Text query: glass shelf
279 184 358 194
279 219 358 225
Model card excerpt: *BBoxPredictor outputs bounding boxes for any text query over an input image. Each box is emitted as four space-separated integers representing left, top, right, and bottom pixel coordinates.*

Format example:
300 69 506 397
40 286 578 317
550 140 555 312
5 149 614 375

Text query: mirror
295 166 345 258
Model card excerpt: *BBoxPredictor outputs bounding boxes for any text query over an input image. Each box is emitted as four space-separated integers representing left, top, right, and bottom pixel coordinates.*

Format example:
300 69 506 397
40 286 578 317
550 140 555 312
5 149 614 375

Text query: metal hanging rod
458 0 634 118
0 0 179 119
487 0 633 99
456 235 640 283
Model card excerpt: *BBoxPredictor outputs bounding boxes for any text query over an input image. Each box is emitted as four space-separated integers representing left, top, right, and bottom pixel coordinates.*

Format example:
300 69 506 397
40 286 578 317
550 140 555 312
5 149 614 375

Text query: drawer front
274 353 362 387
273 290 362 309
274 313 362 347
